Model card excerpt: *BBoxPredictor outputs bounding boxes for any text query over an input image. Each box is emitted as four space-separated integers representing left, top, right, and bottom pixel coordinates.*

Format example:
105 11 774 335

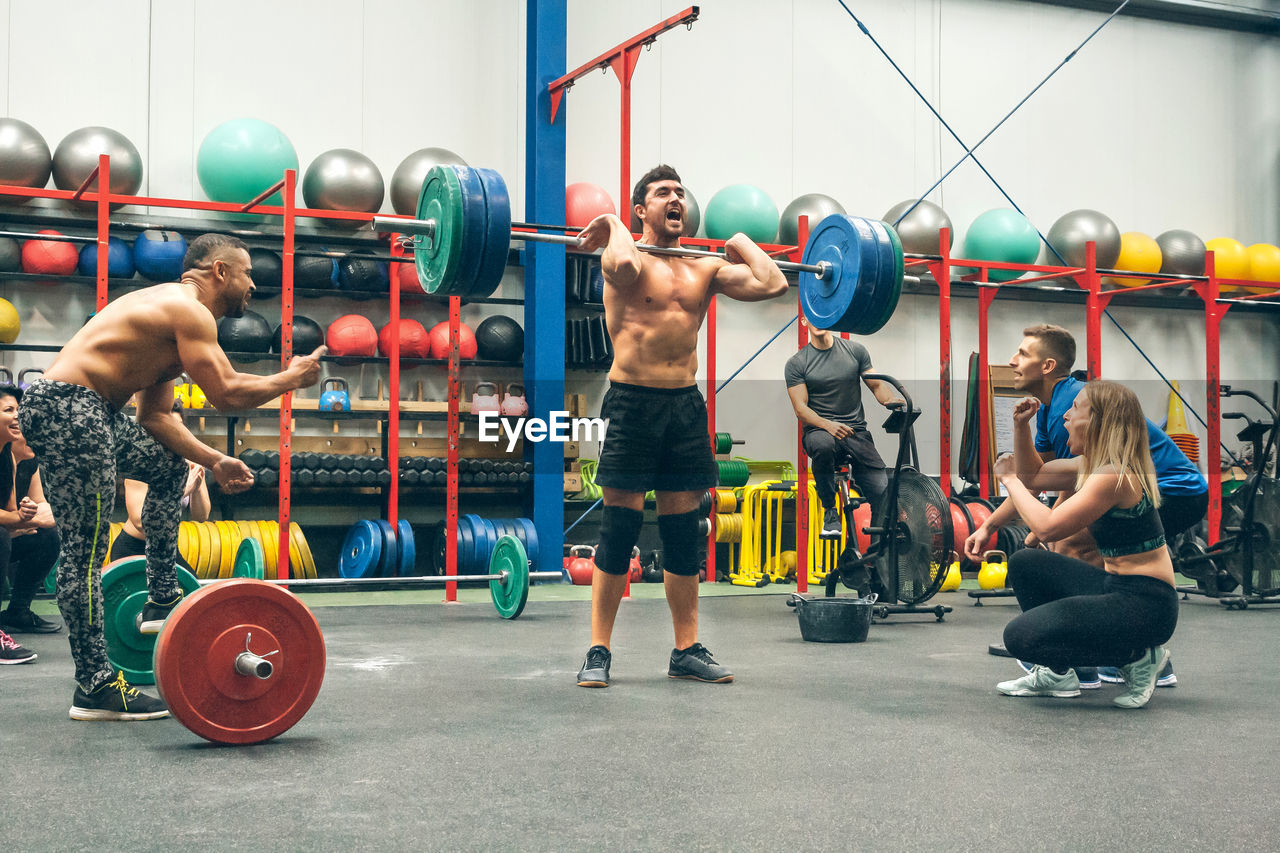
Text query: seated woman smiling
994 380 1178 710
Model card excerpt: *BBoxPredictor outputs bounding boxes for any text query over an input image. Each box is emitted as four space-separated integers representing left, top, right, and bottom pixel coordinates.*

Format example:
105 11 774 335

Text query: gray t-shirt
784 337 872 430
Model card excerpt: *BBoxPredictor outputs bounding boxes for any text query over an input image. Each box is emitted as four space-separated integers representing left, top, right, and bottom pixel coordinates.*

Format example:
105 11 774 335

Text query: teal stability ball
704 184 779 244
197 118 298 205
962 209 1040 282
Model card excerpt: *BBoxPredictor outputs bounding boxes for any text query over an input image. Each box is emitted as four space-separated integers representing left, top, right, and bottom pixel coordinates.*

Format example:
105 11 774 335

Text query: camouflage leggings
19 380 188 692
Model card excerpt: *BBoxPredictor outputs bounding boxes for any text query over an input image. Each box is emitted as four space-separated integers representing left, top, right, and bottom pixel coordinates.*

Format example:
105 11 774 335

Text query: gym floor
4 587 1277 851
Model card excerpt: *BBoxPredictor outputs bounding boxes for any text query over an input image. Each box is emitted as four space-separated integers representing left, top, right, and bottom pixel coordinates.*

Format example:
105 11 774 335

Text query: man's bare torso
44 283 200 408
604 254 721 387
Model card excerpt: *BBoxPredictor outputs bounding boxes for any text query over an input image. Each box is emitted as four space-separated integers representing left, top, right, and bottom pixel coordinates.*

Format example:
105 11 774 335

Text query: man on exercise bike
785 316 903 540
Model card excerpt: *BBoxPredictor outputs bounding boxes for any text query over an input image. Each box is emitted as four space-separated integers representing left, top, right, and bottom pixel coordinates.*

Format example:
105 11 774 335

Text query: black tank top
1088 492 1165 558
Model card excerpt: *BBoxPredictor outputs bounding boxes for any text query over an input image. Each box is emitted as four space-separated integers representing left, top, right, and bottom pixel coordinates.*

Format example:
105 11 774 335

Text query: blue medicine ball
134 230 188 281
78 237 135 278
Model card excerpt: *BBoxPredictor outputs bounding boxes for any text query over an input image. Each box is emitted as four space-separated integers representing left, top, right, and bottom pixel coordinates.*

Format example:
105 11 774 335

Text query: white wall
1 0 1277 487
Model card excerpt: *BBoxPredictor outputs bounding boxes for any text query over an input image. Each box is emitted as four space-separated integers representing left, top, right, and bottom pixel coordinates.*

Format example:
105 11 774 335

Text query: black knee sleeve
595 505 643 575
658 510 703 576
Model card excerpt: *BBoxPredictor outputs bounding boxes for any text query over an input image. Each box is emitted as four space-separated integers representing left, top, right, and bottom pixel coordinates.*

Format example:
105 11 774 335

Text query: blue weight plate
449 166 489 297
516 517 540 572
835 216 884 333
375 519 396 578
476 517 498 572
457 514 478 575
799 214 880 332
398 519 415 576
864 220 904 335
471 167 512 299
854 219 897 335
339 520 382 579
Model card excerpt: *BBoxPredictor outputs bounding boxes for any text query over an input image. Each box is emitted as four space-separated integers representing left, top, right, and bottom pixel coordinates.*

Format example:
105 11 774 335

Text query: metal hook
245 631 280 658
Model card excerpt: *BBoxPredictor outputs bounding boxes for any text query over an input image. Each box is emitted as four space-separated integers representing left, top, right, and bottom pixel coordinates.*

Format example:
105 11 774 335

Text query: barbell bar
375 213 833 280
368 164 905 335
195 570 563 588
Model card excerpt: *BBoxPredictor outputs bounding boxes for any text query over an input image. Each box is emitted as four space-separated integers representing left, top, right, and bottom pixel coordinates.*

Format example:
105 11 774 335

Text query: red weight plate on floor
153 579 326 745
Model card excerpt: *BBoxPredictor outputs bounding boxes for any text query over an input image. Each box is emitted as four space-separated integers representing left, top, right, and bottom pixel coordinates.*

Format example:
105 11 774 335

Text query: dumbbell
240 448 267 468
294 468 315 487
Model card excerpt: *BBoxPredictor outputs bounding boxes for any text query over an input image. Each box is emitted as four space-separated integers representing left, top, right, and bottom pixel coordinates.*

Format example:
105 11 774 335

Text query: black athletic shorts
595 382 718 493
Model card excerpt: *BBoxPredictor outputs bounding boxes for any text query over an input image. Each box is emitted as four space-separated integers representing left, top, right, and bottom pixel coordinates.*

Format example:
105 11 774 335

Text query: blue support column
526 0 567 571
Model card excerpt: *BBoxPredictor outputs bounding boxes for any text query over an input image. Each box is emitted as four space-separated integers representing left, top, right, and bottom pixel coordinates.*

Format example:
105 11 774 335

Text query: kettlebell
0 366 13 386
319 377 350 412
568 545 596 585
471 381 500 414
628 546 642 582
174 383 191 408
188 383 208 409
940 551 963 592
18 367 42 391
500 382 529 417
978 549 1009 589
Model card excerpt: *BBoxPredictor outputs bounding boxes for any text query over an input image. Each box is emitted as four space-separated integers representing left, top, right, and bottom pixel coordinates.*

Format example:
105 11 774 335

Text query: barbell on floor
371 164 907 335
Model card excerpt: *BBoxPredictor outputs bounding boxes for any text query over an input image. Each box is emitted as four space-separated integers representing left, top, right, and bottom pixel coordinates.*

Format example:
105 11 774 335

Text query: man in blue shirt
966 324 1207 688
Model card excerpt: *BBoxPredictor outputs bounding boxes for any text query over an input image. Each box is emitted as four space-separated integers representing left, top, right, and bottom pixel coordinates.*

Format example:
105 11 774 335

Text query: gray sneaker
1113 647 1171 709
997 665 1081 697
576 645 611 688
668 643 733 683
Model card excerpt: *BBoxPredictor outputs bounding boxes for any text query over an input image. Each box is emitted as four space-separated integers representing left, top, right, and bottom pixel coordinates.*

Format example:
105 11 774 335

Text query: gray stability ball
882 198 954 255
390 147 468 215
1155 229 1206 277
51 126 144 205
302 148 385 214
1042 209 1121 269
0 117 52 190
778 193 846 247
630 186 701 237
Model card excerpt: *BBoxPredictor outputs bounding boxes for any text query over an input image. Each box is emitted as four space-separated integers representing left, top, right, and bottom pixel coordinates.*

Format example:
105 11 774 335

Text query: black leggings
1003 549 1179 670
0 525 60 611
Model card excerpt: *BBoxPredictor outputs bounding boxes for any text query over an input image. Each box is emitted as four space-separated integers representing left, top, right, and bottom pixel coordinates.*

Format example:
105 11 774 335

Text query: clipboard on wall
987 365 1023 491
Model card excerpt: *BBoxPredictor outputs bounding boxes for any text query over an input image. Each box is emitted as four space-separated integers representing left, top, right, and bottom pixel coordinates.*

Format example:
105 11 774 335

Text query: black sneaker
70 672 169 721
577 645 611 688
0 607 62 634
0 629 37 664
668 643 734 683
135 592 183 635
819 507 842 539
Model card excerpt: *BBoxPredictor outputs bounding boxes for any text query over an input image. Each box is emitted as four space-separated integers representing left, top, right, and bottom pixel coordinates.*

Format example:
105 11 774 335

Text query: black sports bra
1088 493 1165 558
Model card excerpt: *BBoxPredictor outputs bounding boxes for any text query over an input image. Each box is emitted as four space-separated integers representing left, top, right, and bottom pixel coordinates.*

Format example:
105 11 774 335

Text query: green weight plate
489 535 529 619
471 167 512 299
233 536 265 580
375 519 396 578
799 214 881 333
415 165 464 294
102 556 202 684
44 559 58 595
451 165 489 298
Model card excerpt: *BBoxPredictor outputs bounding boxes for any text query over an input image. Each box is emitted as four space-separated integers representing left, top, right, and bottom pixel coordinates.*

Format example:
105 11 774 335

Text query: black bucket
789 594 876 643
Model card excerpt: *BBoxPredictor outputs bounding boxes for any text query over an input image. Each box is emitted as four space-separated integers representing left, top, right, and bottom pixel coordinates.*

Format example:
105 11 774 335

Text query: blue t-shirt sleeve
1034 407 1051 453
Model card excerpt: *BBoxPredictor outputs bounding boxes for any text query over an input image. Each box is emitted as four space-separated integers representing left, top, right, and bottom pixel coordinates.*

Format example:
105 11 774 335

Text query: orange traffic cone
1166 380 1199 463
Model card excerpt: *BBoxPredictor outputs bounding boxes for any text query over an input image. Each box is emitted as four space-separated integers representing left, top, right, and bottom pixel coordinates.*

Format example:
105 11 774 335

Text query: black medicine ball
0 237 21 273
248 247 283 293
475 314 524 362
272 316 325 355
294 251 338 290
338 250 389 293
218 310 273 360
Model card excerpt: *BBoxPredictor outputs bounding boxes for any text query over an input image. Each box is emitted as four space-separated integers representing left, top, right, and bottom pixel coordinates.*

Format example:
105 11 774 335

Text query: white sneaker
997 665 1081 698
1113 647 1171 709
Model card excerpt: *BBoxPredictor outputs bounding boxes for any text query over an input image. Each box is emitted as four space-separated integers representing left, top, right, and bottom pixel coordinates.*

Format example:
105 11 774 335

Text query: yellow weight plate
237 520 256 546
256 521 277 576
206 517 224 578
264 521 282 579
291 523 317 580
177 522 191 566
194 521 211 578
204 521 222 580
286 522 302 579
217 521 234 579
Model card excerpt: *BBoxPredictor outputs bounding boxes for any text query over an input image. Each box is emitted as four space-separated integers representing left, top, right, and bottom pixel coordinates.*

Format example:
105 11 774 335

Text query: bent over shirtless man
20 233 324 721
573 165 789 687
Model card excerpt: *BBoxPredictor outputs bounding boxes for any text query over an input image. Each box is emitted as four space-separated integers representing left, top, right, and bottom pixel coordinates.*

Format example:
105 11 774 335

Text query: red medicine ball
326 314 378 357
565 182 616 228
427 321 477 360
396 259 423 293
22 229 80 276
378 319 431 360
